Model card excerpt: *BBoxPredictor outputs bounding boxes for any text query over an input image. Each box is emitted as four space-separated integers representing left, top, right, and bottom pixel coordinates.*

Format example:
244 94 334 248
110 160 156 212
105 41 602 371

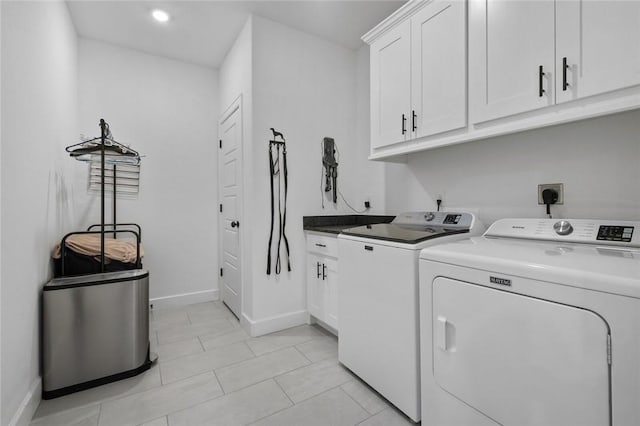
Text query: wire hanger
66 124 140 158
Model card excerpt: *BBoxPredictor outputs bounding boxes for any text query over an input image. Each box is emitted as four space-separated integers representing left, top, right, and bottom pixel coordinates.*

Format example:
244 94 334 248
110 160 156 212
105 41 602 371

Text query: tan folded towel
52 234 144 264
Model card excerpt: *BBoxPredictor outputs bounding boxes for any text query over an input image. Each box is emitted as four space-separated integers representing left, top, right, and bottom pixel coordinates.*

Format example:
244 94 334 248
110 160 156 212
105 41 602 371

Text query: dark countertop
303 214 394 235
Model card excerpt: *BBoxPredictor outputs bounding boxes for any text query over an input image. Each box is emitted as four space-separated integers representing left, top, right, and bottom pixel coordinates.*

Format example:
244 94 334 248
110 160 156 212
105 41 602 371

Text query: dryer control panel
485 219 640 247
392 211 474 229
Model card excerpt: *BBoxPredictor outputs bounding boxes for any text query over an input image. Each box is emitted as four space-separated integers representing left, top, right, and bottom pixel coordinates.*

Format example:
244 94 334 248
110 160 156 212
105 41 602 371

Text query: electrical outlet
538 183 564 205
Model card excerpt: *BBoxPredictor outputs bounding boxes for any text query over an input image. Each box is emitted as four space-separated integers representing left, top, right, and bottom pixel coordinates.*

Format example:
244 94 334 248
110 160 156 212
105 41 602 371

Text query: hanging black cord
282 145 291 272
267 145 275 275
275 144 283 275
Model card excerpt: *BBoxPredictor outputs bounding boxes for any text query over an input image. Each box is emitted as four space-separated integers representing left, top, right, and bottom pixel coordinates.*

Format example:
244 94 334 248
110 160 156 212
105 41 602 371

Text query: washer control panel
392 211 474 229
485 218 640 247
597 225 634 243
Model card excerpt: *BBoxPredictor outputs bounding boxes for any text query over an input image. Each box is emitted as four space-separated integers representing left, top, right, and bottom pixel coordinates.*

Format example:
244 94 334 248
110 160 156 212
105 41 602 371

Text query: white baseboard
149 289 219 310
242 310 308 337
309 315 339 337
9 377 41 426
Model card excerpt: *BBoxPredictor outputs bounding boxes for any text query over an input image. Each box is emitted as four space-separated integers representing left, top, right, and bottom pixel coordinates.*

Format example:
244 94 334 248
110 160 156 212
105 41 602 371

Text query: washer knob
425 212 435 222
553 220 573 236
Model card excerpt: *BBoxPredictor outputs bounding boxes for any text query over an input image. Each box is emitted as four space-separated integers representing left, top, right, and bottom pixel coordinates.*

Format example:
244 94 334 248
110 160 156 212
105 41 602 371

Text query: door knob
231 221 240 228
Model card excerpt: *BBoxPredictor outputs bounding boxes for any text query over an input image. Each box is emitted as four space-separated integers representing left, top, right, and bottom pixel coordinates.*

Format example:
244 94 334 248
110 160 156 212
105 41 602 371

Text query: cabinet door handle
322 263 327 280
562 57 569 91
412 110 417 132
539 65 545 97
315 243 326 248
364 245 373 251
401 114 407 135
317 262 321 278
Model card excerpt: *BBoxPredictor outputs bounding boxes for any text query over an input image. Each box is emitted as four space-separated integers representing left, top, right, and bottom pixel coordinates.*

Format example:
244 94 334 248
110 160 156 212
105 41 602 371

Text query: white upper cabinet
469 0 556 123
366 0 467 152
370 19 412 150
411 0 467 138
555 0 640 104
364 0 640 159
471 0 640 124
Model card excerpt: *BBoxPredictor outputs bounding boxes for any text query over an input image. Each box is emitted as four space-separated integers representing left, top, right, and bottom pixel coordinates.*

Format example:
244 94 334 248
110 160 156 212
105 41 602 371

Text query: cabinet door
323 257 339 330
411 0 467 138
370 19 411 150
469 0 555 123
307 254 324 319
556 0 640 103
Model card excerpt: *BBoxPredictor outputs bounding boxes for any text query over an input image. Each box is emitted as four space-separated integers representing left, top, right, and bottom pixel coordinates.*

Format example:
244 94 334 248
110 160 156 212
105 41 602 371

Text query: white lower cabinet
306 233 339 331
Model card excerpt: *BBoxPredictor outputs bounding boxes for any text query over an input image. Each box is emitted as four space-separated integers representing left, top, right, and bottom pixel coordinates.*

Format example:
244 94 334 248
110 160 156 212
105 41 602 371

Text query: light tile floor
31 301 415 426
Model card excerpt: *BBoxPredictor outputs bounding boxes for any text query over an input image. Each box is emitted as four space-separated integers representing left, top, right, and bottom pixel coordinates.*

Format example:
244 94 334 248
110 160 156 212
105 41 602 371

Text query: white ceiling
66 1 405 68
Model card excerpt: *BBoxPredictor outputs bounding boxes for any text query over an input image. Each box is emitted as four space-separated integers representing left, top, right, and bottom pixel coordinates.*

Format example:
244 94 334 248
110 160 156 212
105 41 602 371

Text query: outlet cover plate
538 183 564 205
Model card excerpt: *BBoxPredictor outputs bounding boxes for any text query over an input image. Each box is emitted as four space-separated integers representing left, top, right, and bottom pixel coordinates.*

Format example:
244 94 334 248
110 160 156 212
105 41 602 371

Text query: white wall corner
149 289 219 310
242 310 308 337
8 378 41 426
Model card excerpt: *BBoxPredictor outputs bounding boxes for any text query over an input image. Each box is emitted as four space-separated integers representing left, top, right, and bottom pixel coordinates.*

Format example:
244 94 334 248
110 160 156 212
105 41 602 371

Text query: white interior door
219 100 242 319
432 277 610 426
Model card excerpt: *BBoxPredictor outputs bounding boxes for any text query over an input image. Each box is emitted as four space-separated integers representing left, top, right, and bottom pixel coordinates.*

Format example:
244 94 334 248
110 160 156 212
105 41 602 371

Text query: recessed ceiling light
152 9 170 23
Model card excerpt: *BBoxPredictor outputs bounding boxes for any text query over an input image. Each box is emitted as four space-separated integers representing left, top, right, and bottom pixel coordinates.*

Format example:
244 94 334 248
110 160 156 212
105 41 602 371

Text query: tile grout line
198 323 245 346
158 323 236 346
246 383 352 426
196 335 206 352
340 381 377 421
240 378 300 426
244 339 259 357
166 377 283 425
273 377 296 406
275 365 355 406
245 336 316 358
159 341 256 386
96 402 103 426
291 344 313 363
212 346 313 395
147 372 228 424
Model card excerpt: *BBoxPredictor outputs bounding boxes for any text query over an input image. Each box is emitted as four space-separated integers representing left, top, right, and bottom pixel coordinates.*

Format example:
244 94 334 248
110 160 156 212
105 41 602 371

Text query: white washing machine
419 218 640 426
338 211 484 422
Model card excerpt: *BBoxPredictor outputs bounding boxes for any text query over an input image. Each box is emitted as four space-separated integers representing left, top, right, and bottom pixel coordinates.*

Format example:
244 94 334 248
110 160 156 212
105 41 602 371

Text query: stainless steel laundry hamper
42 269 153 399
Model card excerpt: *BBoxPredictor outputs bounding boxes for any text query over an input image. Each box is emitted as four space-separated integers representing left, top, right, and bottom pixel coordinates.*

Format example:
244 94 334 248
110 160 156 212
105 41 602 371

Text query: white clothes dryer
419 218 640 426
